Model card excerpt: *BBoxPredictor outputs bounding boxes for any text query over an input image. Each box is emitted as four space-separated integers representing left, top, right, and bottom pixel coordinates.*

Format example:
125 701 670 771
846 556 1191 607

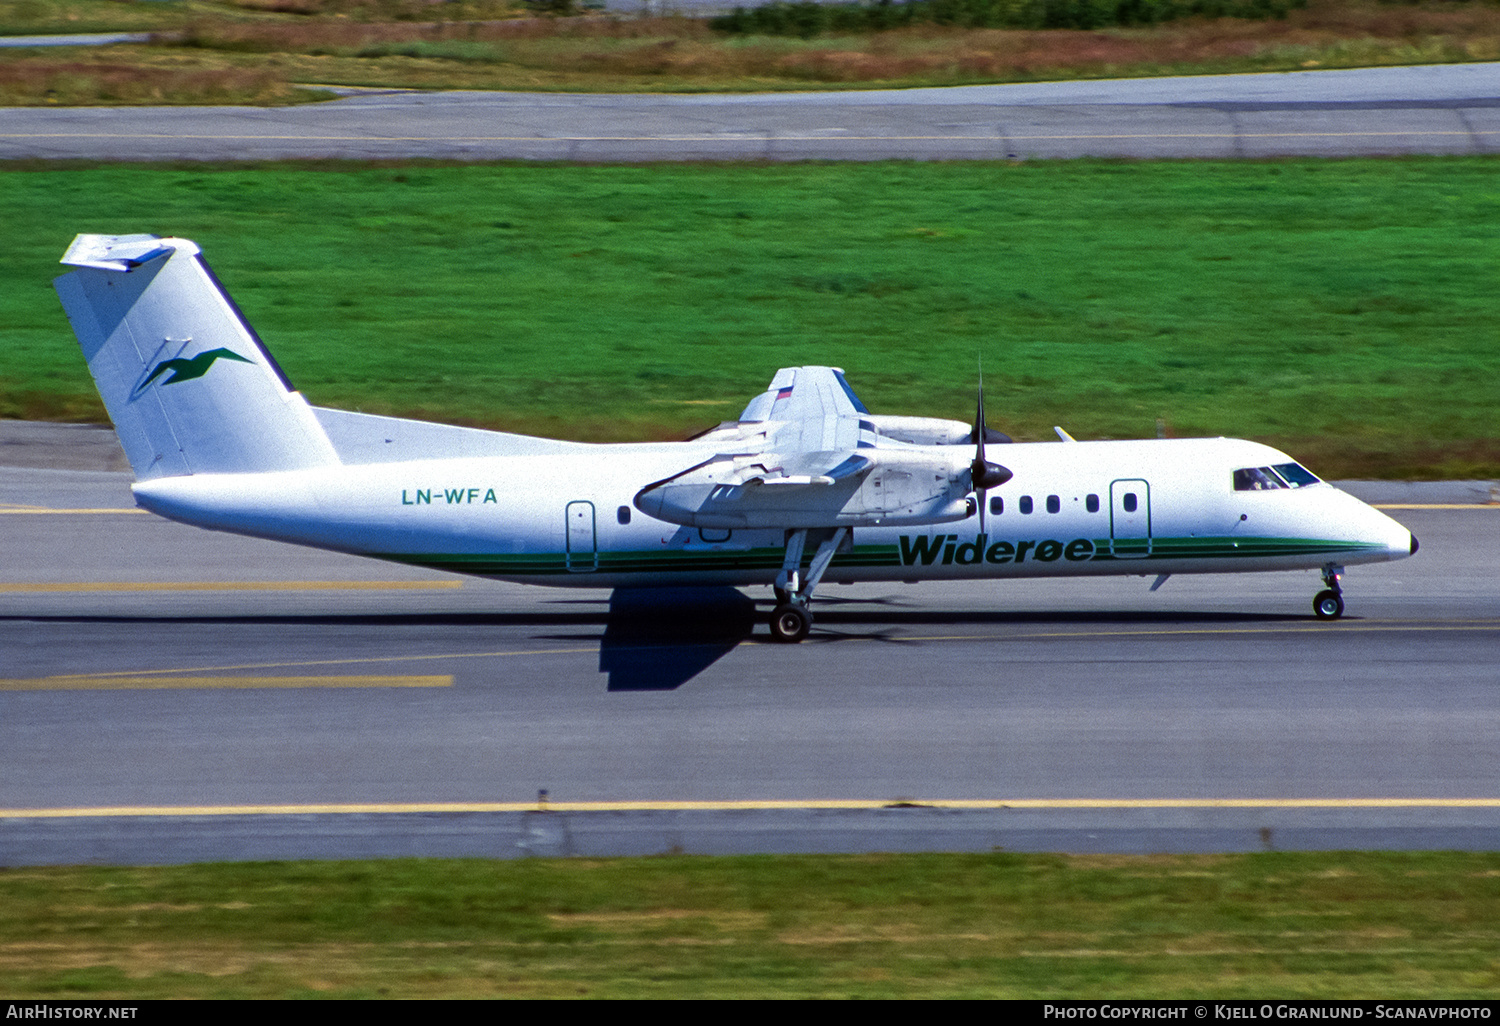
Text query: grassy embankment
3 851 1499 998
0 0 1498 102
4 159 1497 478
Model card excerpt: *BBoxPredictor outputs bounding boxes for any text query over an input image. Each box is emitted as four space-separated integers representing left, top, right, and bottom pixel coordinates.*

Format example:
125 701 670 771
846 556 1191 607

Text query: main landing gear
1313 563 1345 620
769 526 848 643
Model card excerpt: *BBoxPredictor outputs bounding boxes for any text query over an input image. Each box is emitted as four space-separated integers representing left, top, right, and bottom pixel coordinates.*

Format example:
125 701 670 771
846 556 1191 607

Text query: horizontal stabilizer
312 406 590 463
61 234 175 272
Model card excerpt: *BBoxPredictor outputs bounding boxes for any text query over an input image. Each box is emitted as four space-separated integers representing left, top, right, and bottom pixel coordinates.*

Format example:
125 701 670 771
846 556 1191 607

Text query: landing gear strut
769 527 847 643
1313 563 1345 620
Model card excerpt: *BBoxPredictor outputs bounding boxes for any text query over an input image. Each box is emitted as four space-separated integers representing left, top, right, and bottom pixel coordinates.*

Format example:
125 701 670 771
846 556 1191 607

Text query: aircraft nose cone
1411 534 1420 556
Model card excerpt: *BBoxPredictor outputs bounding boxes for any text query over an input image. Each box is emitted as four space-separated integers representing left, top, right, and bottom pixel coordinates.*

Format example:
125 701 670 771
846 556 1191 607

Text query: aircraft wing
736 367 876 453
634 447 972 530
633 366 1007 529
735 365 1002 450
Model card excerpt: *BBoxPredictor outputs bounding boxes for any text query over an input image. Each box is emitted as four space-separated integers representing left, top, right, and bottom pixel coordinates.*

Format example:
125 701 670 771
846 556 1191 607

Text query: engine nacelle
860 416 973 446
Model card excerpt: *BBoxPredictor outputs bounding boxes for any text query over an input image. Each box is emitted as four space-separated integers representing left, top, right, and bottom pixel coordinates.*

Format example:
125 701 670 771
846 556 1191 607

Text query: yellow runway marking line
1373 503 1500 510
6 797 1500 818
0 580 461 592
26 622 1490 684
0 675 452 691
47 647 596 682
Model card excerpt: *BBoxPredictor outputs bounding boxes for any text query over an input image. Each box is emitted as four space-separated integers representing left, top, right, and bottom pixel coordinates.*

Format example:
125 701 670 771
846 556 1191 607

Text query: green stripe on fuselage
372 535 1381 579
1099 536 1384 561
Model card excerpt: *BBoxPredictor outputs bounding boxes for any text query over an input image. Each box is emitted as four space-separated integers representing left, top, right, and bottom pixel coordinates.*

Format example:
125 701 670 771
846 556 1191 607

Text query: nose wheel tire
770 603 811 643
1313 589 1345 620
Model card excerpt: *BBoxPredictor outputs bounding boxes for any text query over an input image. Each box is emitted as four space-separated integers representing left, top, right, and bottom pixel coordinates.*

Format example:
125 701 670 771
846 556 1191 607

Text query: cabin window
1019 495 1033 515
1123 493 1138 513
1086 494 1100 513
1233 467 1287 491
1273 462 1321 488
617 505 632 525
1046 495 1061 514
989 496 1003 516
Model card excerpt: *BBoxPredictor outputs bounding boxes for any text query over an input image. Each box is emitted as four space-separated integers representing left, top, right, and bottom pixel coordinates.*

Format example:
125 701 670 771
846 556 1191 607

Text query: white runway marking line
6 797 1500 818
0 675 453 691
0 505 146 514
0 502 1483 514
0 580 462 592
880 621 1500 644
1 129 1496 143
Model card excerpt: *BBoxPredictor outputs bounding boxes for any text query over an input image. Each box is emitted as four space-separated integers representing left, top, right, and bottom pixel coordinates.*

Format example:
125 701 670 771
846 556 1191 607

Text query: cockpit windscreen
1233 463 1322 491
1272 462 1320 487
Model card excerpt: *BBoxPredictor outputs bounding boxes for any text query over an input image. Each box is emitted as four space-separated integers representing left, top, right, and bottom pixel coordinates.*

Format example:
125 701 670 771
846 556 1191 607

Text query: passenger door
565 501 597 572
1109 479 1151 558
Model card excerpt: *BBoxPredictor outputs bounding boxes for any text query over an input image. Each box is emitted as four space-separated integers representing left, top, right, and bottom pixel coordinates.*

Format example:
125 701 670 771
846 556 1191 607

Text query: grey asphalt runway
2 431 1497 864
0 34 152 49
2 62 1497 161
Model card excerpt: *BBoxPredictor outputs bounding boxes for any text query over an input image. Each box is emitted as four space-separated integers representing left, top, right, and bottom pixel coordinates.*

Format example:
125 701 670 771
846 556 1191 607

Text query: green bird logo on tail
131 347 252 398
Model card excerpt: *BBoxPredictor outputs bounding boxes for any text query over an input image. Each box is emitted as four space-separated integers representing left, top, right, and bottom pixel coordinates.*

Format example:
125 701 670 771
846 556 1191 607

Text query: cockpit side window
1272 462 1321 488
1233 466 1287 491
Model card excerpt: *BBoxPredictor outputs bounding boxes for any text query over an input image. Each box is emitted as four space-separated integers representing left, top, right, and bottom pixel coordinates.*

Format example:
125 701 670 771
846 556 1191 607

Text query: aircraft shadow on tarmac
536 591 1306 689
9 590 1311 692
596 586 759 692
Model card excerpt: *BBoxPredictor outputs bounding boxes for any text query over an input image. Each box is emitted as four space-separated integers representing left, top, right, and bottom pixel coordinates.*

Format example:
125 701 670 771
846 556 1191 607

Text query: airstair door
566 501 597 572
1109 479 1151 558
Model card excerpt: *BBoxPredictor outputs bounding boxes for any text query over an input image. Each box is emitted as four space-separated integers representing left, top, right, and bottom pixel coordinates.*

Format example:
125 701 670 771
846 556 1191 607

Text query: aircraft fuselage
132 435 1414 589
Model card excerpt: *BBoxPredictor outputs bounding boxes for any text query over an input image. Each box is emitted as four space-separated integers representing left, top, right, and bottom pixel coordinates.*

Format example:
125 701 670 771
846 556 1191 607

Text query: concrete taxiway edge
6 806 1500 865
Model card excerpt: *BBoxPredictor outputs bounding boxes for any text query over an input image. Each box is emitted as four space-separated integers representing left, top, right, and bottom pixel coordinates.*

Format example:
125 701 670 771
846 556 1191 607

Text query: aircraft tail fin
54 234 339 480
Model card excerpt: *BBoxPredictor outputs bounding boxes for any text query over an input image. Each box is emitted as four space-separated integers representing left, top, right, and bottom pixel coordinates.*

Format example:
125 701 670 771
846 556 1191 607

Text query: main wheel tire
769 603 811 643
1313 589 1345 620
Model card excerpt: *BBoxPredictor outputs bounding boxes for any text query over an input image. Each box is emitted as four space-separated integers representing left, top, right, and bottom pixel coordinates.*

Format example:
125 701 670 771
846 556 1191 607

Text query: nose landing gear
1313 563 1345 620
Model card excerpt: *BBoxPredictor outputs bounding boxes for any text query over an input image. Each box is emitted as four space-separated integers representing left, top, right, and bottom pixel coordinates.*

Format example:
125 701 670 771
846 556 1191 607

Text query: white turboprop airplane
54 234 1417 642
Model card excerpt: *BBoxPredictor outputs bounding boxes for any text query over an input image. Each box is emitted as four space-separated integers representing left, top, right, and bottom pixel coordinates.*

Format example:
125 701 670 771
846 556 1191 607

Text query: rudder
54 234 339 480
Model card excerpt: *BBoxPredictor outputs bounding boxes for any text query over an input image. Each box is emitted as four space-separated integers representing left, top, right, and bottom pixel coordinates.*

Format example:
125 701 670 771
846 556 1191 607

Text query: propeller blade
972 384 988 462
973 382 986 530
968 380 1013 529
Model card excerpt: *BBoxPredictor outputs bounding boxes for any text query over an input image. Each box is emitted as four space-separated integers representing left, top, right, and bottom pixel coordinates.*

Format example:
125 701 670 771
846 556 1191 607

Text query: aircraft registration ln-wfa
55 234 1418 643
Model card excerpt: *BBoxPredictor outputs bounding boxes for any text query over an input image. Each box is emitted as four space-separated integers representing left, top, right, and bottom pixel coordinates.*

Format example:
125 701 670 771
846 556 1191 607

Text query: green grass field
3 852 1499 998
4 158 1498 477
